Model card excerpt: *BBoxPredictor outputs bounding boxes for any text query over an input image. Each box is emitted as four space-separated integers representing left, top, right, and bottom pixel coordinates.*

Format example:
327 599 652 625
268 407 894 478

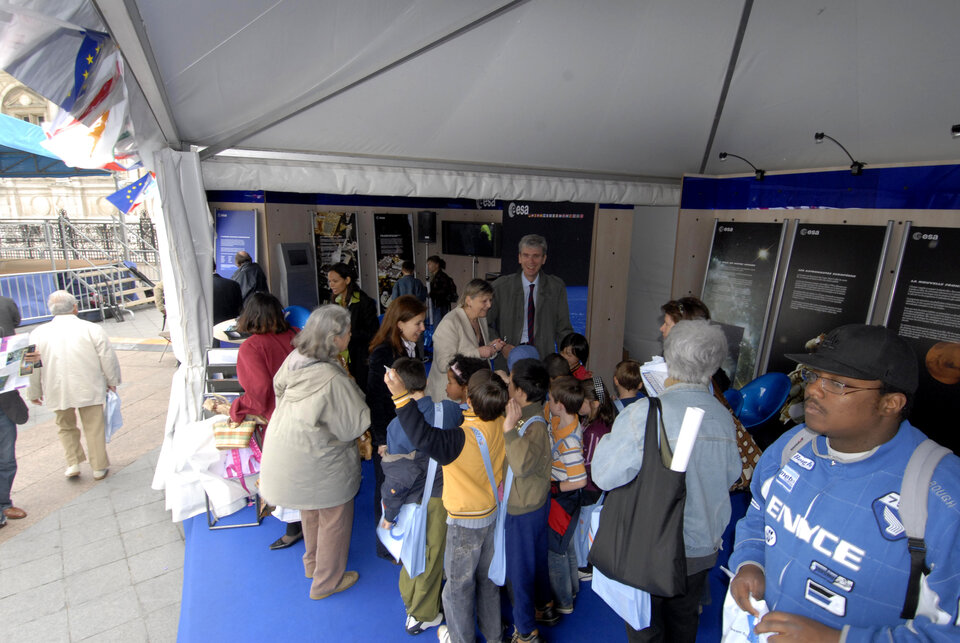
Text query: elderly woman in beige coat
259 305 370 600
424 279 505 401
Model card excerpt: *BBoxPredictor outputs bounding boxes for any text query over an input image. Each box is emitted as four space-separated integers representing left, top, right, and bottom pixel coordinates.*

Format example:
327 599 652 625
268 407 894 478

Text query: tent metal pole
698 0 754 174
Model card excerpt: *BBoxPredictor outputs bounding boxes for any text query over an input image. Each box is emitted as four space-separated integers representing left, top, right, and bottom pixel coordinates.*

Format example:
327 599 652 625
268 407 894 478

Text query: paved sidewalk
0 306 182 641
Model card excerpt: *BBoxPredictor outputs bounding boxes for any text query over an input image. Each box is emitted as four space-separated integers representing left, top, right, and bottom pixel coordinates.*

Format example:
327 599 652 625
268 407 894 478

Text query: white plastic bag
105 390 122 442
721 587 772 642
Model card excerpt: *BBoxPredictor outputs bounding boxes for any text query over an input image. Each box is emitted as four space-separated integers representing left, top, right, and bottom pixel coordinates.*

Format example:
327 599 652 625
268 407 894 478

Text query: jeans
0 409 16 510
442 521 501 643
547 536 579 608
625 568 710 642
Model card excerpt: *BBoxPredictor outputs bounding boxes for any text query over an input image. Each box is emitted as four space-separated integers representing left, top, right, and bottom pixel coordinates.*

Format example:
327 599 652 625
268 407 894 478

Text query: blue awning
0 113 107 177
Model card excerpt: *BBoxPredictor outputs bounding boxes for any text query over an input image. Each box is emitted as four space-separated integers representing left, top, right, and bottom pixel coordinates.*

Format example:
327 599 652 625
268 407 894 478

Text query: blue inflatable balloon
736 372 791 428
283 305 311 330
723 388 744 418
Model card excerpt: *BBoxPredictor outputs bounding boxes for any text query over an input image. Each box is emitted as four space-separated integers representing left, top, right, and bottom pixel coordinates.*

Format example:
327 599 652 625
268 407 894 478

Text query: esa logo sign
719 226 734 233
912 232 939 241
508 203 530 217
799 228 820 236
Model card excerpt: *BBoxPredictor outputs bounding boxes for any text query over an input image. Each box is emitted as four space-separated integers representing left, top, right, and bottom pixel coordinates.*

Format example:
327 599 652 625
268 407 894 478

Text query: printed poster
766 222 889 375
701 220 786 388
373 214 415 313
886 225 960 454
314 212 360 303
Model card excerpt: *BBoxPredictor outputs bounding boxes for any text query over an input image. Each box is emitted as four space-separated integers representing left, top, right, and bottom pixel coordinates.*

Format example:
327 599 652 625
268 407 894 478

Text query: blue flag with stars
107 173 153 214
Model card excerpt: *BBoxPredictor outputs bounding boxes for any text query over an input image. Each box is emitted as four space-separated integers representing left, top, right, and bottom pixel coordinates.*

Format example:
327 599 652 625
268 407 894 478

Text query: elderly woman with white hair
592 319 741 643
258 304 371 600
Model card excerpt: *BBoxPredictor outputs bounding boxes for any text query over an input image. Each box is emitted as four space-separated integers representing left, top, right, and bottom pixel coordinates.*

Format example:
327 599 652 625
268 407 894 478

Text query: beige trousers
55 405 109 471
301 500 354 597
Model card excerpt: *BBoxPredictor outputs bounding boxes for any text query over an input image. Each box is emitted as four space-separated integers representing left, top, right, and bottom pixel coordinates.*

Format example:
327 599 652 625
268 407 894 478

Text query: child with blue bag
387 367 508 643
379 357 464 635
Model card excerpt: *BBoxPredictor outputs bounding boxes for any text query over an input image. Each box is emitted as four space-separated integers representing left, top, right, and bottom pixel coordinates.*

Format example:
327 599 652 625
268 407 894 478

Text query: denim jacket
592 382 741 566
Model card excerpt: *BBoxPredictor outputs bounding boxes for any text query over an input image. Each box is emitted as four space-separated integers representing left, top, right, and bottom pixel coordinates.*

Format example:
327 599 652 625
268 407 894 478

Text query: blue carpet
179 460 739 641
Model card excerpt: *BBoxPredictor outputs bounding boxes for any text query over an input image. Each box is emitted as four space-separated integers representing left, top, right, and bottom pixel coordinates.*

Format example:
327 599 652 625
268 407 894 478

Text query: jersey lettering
766 494 866 572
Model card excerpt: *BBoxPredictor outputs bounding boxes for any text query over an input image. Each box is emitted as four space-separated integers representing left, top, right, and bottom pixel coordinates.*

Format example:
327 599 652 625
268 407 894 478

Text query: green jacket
503 402 552 515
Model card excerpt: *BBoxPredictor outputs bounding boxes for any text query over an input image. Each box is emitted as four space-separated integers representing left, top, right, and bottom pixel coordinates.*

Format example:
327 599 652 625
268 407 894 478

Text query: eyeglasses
799 367 883 396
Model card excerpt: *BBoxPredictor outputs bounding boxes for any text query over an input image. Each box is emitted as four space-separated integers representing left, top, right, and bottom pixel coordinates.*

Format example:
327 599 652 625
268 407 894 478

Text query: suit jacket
425 306 490 401
232 261 268 301
488 270 573 369
212 273 243 324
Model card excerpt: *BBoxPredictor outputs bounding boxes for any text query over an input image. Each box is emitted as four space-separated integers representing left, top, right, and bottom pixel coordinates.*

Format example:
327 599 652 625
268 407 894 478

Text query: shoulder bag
588 396 687 597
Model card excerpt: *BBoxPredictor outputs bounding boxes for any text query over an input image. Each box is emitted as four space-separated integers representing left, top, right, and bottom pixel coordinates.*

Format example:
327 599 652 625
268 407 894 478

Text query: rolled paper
669 406 705 472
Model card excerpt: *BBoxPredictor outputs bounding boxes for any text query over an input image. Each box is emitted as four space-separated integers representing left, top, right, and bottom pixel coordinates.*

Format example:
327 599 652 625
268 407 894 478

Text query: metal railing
0 214 161 283
0 264 152 325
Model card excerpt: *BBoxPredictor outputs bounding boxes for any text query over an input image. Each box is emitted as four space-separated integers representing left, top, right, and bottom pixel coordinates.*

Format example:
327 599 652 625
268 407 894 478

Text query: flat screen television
441 221 502 257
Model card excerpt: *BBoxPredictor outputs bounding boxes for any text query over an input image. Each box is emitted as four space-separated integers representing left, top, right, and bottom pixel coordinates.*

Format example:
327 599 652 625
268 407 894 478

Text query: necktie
527 283 535 345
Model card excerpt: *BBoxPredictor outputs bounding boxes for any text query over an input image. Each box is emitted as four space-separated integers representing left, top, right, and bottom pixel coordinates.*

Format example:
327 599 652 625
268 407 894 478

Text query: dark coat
212 273 243 324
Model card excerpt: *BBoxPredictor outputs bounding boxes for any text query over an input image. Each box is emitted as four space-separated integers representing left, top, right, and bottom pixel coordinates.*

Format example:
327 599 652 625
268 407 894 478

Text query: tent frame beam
698 0 754 174
212 147 681 186
198 0 531 161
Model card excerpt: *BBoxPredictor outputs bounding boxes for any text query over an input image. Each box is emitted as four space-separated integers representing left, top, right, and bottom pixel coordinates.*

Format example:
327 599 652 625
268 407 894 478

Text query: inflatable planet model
925 342 960 385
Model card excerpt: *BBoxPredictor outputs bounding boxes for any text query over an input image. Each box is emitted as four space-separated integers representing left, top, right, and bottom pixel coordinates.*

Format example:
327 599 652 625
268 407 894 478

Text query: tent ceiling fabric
101 0 960 196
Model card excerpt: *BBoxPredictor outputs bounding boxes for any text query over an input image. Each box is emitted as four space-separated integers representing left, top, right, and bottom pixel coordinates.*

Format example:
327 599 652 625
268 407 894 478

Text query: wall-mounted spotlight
718 152 765 180
951 124 960 138
814 132 865 175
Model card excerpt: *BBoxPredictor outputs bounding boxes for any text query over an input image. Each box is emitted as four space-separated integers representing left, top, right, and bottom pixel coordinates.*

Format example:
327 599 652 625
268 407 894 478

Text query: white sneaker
406 612 443 635
64 464 80 478
93 468 109 480
437 624 451 643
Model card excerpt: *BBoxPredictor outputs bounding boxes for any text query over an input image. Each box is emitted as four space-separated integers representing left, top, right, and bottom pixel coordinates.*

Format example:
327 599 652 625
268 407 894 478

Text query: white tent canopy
92 0 960 200
6 0 960 510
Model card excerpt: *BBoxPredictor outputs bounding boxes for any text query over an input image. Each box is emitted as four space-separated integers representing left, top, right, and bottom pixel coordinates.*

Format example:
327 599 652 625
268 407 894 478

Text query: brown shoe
3 506 27 519
309 571 358 600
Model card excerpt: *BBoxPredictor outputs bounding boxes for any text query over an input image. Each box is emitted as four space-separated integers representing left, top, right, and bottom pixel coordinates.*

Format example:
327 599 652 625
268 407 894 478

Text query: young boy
546 376 587 615
387 368 508 643
612 359 644 414
501 358 555 642
380 357 464 635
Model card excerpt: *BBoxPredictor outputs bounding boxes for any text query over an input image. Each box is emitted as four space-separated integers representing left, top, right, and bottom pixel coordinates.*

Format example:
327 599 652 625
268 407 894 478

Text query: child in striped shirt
545 376 586 615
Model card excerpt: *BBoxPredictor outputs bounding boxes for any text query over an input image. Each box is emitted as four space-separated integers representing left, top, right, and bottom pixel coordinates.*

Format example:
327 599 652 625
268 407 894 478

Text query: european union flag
106 173 154 214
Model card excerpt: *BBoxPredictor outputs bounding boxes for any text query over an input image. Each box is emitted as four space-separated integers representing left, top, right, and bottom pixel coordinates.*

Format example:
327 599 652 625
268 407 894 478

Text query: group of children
379 334 646 643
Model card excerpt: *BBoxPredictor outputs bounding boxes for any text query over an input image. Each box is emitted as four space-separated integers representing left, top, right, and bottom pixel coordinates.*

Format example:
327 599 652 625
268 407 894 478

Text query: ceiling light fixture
718 152 765 180
814 132 865 175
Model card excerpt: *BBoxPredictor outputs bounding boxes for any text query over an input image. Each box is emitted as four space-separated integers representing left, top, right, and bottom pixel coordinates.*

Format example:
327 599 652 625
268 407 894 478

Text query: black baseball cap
784 324 918 394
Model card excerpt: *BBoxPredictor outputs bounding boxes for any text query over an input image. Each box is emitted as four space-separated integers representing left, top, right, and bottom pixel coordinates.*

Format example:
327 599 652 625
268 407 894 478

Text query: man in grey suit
488 234 573 370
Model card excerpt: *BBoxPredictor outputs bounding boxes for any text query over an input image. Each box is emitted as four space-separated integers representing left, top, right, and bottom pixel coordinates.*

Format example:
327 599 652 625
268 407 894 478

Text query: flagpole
115 172 131 264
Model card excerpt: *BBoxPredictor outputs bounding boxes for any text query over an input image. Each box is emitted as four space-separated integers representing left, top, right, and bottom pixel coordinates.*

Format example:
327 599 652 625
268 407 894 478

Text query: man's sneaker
405 612 443 635
93 468 109 480
436 624 451 643
577 566 592 581
555 603 574 615
510 626 546 642
64 464 80 478
534 603 560 626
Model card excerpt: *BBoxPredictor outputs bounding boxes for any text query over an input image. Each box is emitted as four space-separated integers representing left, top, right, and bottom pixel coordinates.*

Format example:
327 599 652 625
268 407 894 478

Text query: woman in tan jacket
259 304 371 600
425 279 505 402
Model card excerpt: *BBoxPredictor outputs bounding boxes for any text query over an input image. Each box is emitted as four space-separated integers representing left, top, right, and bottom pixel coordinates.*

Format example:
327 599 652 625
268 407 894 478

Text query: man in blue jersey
728 324 960 642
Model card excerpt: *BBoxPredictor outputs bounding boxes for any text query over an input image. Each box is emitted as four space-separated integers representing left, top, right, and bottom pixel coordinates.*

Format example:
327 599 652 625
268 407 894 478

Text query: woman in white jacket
425 279 505 401
259 305 371 600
